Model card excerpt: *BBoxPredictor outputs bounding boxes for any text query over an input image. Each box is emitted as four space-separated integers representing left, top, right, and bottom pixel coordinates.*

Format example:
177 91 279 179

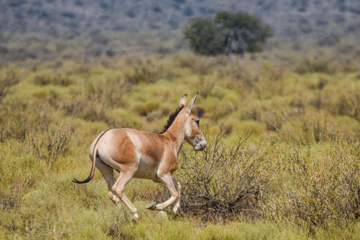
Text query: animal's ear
179 94 187 107
186 92 199 114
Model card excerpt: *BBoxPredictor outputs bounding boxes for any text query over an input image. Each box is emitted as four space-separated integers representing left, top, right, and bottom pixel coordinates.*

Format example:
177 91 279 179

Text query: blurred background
0 0 359 61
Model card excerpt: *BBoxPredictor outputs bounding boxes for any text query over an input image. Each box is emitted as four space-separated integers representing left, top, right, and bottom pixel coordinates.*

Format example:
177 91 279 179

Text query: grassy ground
1 49 360 239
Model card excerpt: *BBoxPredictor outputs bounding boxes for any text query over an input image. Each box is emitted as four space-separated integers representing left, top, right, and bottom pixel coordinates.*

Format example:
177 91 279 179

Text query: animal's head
179 93 207 151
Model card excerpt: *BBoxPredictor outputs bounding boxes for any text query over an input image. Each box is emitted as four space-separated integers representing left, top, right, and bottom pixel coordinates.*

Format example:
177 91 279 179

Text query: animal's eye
195 120 200 126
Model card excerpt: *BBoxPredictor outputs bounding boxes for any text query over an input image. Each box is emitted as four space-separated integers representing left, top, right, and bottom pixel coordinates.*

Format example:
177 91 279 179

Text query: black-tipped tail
72 129 112 185
72 177 93 184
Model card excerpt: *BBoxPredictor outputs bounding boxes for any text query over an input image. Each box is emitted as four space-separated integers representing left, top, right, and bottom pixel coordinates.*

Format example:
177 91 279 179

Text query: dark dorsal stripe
159 106 184 134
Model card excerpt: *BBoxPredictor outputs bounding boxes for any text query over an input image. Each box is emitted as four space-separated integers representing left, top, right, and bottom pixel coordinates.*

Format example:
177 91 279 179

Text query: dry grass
1 51 360 239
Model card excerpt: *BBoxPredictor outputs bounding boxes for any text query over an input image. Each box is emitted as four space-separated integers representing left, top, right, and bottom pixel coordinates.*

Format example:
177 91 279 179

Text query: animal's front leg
171 178 181 214
146 172 178 211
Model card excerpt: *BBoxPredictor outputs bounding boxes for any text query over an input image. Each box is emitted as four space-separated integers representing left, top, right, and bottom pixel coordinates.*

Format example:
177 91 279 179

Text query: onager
73 93 207 220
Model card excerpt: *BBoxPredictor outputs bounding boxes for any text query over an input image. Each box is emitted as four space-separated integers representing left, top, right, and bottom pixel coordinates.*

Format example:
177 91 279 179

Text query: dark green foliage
183 11 273 55
183 17 224 56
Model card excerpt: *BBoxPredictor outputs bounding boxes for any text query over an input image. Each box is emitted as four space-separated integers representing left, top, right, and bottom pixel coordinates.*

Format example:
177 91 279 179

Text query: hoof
172 207 179 214
131 212 139 221
145 202 157 210
159 211 168 218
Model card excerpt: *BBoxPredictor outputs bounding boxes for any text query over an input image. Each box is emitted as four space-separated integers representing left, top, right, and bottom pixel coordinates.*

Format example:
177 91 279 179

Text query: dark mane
159 106 184 134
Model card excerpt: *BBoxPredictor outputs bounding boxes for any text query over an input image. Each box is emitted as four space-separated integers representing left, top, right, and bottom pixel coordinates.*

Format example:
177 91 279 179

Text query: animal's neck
163 115 186 156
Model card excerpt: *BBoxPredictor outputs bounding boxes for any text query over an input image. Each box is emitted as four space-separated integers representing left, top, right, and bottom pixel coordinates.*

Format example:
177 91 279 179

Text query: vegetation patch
1 50 360 239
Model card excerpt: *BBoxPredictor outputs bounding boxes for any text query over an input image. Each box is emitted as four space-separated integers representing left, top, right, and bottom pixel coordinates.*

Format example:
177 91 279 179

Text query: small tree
183 11 273 56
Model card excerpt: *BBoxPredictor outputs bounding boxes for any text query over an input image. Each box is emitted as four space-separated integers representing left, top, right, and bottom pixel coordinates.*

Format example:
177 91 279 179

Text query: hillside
1 0 360 36
1 0 359 63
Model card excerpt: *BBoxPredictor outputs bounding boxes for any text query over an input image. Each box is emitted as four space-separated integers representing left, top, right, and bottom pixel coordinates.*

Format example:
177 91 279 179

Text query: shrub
84 75 130 109
125 65 161 84
178 127 271 222
279 142 360 232
183 17 224 56
0 100 55 142
0 69 21 100
295 57 333 74
27 123 72 168
33 73 72 86
183 11 273 56
61 75 131 125
133 100 161 116
321 87 360 121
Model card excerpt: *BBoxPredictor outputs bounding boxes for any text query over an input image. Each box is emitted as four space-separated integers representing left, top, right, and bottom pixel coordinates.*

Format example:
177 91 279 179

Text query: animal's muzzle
194 137 207 151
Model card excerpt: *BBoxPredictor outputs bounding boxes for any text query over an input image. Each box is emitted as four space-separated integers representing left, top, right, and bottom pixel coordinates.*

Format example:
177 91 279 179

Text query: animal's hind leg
112 170 139 220
95 158 120 206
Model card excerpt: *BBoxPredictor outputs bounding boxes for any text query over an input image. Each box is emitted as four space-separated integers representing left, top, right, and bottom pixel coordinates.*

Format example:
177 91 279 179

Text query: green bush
183 11 273 56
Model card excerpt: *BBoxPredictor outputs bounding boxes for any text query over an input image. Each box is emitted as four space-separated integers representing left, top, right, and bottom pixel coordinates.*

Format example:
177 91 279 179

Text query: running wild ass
73 93 207 220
